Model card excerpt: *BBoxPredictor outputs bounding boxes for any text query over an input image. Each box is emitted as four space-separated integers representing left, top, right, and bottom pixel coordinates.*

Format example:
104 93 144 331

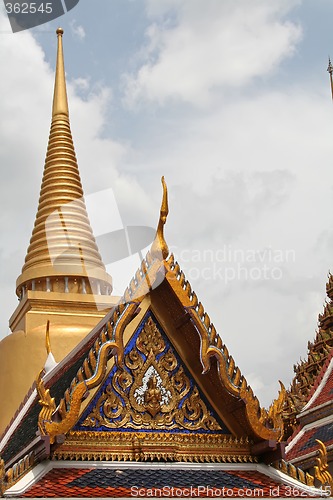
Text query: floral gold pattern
80 316 223 433
53 431 254 463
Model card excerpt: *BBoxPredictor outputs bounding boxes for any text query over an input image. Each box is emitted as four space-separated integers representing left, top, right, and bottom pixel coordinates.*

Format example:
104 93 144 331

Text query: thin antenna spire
327 57 333 102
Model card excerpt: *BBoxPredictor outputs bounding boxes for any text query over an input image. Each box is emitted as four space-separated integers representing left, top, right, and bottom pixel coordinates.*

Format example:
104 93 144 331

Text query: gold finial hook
151 176 169 260
45 320 51 355
160 176 169 222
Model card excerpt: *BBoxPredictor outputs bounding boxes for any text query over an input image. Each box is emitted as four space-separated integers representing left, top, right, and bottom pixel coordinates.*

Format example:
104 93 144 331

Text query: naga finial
36 368 56 436
151 176 169 260
266 380 286 441
314 440 333 491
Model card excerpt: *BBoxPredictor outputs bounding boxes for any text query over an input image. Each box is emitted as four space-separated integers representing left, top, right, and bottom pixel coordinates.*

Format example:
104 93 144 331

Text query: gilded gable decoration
37 302 138 444
77 315 225 433
165 255 286 441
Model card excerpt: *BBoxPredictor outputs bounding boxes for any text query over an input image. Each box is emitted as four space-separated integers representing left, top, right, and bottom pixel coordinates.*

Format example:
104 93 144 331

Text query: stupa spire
16 28 112 298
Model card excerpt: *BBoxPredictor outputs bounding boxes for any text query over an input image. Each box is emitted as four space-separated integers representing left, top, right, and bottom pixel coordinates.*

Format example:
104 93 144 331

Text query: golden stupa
0 29 118 435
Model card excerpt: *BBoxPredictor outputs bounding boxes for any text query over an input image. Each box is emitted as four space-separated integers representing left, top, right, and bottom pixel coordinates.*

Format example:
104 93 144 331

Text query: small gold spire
151 176 169 260
53 28 68 117
327 57 333 102
45 320 51 355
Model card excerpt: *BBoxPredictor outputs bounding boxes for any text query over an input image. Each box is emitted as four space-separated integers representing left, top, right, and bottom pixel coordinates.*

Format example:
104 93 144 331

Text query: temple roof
3 462 321 498
1 243 290 483
33 251 286 444
0 177 322 497
304 349 333 414
16 28 112 298
286 350 333 468
283 273 333 439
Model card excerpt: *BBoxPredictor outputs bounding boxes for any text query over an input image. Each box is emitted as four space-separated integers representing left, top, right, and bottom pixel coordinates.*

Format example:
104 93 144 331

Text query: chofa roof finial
151 176 169 260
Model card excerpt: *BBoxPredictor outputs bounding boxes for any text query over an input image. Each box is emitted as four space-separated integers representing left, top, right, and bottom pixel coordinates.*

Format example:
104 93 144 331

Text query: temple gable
75 313 229 434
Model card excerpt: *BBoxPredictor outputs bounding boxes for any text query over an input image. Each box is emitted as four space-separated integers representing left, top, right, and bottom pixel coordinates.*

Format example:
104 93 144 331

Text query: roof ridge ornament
151 176 169 260
44 321 57 373
314 439 333 491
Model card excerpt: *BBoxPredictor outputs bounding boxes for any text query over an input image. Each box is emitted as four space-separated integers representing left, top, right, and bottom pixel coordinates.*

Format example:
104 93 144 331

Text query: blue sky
1 0 333 408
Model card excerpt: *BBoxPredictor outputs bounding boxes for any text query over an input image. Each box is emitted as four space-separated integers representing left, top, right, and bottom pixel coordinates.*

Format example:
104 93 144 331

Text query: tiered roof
283 273 333 438
286 349 333 469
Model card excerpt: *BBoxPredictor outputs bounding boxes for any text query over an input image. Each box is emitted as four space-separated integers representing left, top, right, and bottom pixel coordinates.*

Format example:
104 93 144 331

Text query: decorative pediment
75 314 229 434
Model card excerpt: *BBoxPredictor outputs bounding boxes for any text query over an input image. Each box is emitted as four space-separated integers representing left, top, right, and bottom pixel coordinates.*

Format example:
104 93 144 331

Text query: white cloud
69 19 86 41
124 0 302 107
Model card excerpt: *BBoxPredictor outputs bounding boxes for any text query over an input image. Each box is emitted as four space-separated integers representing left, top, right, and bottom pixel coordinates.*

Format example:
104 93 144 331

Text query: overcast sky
1 0 333 408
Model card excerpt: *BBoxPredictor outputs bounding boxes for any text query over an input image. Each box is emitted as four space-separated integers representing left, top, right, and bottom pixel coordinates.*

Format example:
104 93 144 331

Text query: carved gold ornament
314 439 333 492
165 254 286 441
36 368 56 435
80 316 222 432
53 431 254 463
37 302 137 444
150 176 169 260
0 457 5 496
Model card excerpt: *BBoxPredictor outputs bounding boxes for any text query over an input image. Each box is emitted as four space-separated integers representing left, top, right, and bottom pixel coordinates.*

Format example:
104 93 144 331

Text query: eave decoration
314 440 333 493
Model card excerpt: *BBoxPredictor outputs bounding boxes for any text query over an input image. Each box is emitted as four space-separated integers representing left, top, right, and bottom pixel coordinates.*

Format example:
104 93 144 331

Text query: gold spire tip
52 25 68 117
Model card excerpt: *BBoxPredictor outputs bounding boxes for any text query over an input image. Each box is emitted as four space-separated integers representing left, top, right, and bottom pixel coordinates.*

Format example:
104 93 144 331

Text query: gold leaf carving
314 439 333 491
54 431 253 463
81 316 222 433
38 302 138 444
36 369 56 435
